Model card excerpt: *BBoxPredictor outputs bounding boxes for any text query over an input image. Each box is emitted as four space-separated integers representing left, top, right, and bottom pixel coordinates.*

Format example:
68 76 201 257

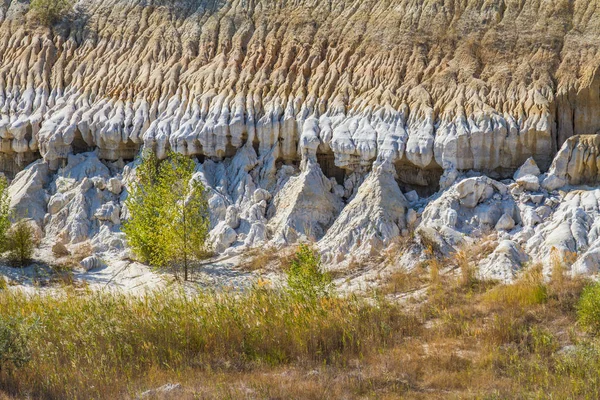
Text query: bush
0 317 32 372
6 221 36 268
286 244 331 299
577 282 600 334
0 177 11 252
29 0 74 26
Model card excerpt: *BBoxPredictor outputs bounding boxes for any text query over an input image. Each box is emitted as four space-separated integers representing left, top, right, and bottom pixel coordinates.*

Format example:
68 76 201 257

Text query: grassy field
0 250 599 399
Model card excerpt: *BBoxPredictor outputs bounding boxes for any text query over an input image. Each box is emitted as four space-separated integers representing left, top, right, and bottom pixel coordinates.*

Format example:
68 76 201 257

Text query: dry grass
51 242 69 258
381 266 425 295
0 246 598 399
50 241 94 276
69 241 93 262
0 287 419 399
452 237 498 287
383 232 417 263
482 264 547 310
376 244 595 399
241 246 281 272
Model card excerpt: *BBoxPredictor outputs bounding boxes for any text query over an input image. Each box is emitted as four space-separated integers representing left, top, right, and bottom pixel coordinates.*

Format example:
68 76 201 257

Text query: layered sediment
0 0 597 175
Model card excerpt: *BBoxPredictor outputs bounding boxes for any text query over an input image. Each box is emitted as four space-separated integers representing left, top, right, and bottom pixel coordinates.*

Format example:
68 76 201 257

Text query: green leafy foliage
29 0 74 26
6 221 35 268
0 177 11 252
122 150 160 264
578 282 600 334
123 150 210 280
0 178 35 267
0 316 33 372
286 244 332 299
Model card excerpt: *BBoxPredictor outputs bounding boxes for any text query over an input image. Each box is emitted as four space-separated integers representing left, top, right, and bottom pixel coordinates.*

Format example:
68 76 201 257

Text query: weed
285 244 331 299
577 282 600 334
0 286 418 398
0 316 35 372
381 267 424 294
242 246 279 272
6 221 35 268
483 264 547 310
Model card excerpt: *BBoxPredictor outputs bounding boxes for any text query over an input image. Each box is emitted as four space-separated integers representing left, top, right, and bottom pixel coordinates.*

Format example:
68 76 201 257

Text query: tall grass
1 246 599 399
577 282 600 334
0 287 419 399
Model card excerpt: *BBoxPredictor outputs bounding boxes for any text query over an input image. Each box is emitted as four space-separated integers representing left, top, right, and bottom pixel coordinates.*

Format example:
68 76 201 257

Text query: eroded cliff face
0 0 598 175
3 0 600 276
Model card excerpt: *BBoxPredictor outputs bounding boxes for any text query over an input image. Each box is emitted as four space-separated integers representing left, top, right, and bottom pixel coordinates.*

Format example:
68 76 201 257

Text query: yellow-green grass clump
0 287 418 399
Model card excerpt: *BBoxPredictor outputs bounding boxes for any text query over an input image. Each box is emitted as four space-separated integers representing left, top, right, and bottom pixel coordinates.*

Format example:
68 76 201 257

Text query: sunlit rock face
0 0 598 176
543 135 600 190
3 0 600 272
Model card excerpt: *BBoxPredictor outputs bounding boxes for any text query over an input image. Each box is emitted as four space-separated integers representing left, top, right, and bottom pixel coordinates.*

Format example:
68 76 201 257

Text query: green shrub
286 244 332 299
6 220 36 268
577 282 600 334
0 316 33 372
0 176 11 252
29 0 74 25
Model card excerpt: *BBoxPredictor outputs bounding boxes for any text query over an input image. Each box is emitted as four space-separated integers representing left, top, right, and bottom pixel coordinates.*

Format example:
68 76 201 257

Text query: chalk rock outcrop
319 161 408 264
421 176 517 235
267 161 343 244
543 135 600 191
9 160 50 226
80 255 106 272
34 152 127 254
526 190 600 269
514 158 541 181
0 0 595 183
478 240 528 283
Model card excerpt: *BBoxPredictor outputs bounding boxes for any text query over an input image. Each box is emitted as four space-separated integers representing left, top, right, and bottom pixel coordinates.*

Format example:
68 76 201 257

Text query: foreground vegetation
1 245 600 398
0 287 415 399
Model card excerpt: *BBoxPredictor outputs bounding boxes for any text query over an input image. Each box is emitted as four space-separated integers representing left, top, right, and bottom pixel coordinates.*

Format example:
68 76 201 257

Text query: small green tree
7 221 35 268
0 177 11 251
30 0 74 26
286 244 332 299
121 150 161 264
123 150 210 281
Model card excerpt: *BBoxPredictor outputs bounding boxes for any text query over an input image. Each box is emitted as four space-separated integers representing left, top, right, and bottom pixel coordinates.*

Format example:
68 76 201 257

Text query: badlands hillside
0 0 599 280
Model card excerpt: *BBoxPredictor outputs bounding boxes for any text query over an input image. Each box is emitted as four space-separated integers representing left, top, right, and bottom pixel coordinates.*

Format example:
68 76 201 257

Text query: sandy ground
0 243 390 296
0 247 287 296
